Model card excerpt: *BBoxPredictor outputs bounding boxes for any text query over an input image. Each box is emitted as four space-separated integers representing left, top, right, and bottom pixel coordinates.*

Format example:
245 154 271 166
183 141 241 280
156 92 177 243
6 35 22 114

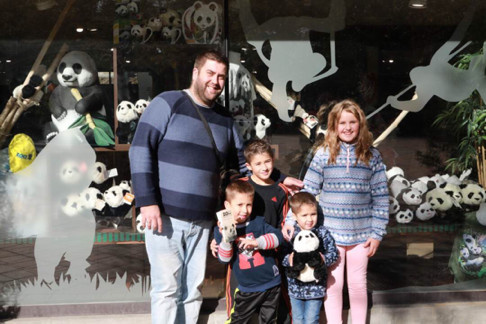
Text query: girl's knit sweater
303 143 389 246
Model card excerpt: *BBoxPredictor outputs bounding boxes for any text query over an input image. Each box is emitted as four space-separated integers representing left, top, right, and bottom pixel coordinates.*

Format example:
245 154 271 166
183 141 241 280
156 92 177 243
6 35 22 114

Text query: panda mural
3 128 97 286
45 51 113 146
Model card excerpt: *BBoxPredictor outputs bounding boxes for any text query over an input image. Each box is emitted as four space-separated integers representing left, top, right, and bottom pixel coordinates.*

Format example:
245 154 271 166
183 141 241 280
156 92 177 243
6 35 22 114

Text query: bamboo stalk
0 43 70 147
373 111 409 147
0 96 17 126
23 0 76 86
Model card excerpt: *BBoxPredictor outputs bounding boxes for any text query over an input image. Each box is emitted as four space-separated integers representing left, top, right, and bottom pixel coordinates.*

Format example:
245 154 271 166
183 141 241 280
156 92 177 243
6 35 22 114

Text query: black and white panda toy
103 184 131 214
395 207 413 224
286 230 326 283
460 183 486 212
425 187 454 216
46 51 108 143
254 114 271 139
116 100 139 144
415 201 436 221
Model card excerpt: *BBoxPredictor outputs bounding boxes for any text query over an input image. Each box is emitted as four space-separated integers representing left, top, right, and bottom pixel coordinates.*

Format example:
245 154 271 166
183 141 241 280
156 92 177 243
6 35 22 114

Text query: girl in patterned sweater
283 99 389 324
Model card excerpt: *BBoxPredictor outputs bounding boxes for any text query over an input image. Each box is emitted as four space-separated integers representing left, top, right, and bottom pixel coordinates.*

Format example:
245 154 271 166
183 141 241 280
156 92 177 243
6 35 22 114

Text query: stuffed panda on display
426 187 454 216
99 184 132 228
395 207 413 224
286 230 326 283
460 183 486 212
116 100 139 144
254 114 271 139
415 201 436 221
134 99 150 115
46 51 108 143
389 196 400 215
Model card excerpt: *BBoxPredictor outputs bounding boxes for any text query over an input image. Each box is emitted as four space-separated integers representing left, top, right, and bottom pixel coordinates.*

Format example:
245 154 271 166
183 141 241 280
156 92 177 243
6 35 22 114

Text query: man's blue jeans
145 214 212 324
290 297 323 324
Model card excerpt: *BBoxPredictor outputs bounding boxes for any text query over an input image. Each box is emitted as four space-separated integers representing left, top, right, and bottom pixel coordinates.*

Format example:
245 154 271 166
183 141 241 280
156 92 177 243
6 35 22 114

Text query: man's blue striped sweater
129 90 247 221
303 143 389 246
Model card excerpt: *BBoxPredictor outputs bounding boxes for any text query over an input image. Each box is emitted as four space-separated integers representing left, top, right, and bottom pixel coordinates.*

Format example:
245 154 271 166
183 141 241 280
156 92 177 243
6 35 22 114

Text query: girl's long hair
321 99 374 165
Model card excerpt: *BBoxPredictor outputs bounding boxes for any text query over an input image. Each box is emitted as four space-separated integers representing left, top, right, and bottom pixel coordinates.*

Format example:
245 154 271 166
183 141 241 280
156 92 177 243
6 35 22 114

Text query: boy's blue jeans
290 297 323 324
145 214 212 324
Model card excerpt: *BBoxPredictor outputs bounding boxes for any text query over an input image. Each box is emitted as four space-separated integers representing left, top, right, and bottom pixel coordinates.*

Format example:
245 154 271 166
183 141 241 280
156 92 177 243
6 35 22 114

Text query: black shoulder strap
182 91 224 168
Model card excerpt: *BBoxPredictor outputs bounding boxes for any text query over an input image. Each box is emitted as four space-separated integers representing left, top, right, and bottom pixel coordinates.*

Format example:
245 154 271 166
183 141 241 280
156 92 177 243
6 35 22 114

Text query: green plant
432 46 485 177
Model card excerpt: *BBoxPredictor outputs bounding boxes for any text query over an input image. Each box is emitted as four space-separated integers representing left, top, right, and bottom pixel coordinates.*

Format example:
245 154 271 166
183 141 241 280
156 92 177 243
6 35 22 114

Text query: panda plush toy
116 100 139 144
460 183 486 212
46 51 110 144
286 230 326 283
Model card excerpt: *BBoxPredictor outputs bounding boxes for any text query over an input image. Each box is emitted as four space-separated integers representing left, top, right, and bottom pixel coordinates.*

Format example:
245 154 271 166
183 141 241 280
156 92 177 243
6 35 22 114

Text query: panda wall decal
3 128 96 287
182 1 222 44
238 0 345 121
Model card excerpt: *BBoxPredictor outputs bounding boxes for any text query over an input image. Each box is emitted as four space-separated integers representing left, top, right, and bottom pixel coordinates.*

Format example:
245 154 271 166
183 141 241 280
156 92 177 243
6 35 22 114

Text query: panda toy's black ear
427 180 437 190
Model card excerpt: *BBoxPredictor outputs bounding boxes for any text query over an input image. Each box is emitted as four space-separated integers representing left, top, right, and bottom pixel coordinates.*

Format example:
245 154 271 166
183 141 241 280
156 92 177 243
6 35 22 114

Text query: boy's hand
238 238 258 250
282 224 295 241
210 238 219 258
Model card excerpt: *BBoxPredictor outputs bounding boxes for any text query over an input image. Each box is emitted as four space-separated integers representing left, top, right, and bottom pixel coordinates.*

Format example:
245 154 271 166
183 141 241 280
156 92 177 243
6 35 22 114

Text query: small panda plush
460 183 486 212
389 196 399 215
443 182 463 205
254 114 271 139
103 185 129 209
395 207 413 224
160 8 182 28
91 161 108 184
396 187 422 207
415 201 436 221
386 166 405 180
134 99 150 115
102 184 132 218
411 180 428 195
426 187 454 214
119 180 132 193
286 230 326 283
136 214 144 233
116 100 139 144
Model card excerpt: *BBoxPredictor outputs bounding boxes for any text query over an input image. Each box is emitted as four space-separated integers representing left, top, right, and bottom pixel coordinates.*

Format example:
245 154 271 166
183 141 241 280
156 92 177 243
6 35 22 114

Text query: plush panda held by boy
286 230 327 283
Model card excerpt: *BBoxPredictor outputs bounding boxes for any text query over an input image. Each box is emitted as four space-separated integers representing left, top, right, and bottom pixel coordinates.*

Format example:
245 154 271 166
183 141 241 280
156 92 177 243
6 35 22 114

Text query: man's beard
193 79 221 105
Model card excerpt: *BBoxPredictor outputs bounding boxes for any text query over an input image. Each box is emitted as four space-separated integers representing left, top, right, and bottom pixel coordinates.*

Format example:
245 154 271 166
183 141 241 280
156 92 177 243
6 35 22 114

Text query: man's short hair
194 50 229 71
244 139 274 163
289 192 318 214
225 180 255 201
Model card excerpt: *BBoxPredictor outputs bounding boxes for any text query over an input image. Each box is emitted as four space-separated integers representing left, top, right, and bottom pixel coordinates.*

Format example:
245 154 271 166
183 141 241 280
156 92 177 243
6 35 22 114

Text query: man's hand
282 224 295 241
283 177 304 195
364 237 380 257
210 238 219 258
238 238 258 250
140 205 162 233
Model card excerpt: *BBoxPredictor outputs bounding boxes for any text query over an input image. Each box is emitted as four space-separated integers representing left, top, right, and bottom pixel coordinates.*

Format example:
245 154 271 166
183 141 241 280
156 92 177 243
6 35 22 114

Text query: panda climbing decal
237 0 345 122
